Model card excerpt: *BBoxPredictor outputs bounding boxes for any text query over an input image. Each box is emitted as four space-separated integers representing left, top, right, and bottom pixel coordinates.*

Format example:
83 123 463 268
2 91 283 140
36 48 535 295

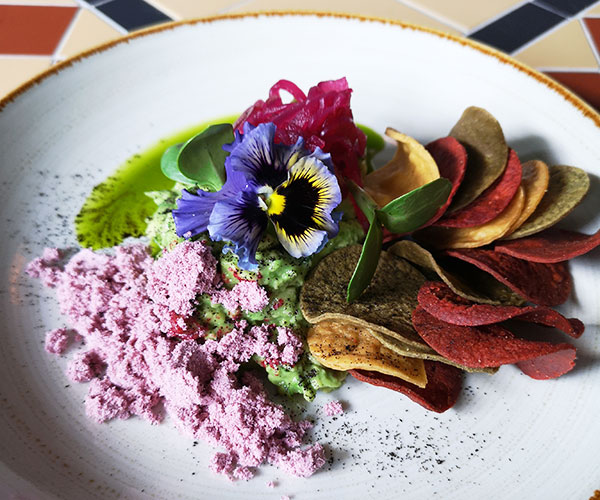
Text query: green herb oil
74 116 237 250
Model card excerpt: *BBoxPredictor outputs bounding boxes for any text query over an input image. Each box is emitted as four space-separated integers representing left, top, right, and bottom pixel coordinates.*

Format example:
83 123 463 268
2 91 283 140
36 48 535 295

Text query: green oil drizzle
75 118 383 250
74 116 238 250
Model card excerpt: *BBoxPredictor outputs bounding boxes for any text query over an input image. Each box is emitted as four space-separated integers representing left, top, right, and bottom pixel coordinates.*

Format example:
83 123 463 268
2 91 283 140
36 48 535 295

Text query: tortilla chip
435 149 522 228
307 320 427 387
371 329 498 373
350 361 462 413
363 128 439 207
448 106 509 211
495 228 600 263
503 160 550 237
446 248 572 306
388 240 525 306
416 186 525 248
504 165 590 240
300 245 429 348
412 307 576 379
417 281 584 338
422 136 467 226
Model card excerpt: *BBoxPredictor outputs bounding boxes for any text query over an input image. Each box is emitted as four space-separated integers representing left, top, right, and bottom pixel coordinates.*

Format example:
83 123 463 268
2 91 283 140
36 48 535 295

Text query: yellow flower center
267 191 286 216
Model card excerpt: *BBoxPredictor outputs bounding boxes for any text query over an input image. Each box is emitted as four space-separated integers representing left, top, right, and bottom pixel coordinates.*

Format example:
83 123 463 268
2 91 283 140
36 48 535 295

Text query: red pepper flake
273 298 285 310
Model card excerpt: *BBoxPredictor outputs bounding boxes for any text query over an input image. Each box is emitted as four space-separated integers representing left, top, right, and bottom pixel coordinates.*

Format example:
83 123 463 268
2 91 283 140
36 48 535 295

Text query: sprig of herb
346 178 452 302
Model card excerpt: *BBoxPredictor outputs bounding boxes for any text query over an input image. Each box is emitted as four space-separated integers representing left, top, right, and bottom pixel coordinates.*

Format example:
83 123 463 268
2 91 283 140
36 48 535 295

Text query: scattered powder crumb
28 241 324 480
44 328 71 354
266 480 276 488
281 496 291 500
324 400 344 417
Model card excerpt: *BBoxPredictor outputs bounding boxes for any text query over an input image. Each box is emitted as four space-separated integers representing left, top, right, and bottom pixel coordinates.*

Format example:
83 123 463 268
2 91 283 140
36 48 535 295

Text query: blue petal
172 156 253 238
226 122 288 188
207 189 268 270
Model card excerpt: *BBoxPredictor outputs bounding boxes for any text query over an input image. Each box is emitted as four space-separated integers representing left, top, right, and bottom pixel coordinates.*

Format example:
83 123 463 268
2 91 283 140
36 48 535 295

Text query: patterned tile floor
1 0 600 109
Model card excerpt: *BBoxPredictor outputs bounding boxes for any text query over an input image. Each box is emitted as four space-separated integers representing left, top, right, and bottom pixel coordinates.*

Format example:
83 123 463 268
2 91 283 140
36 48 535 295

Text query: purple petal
207 190 268 270
227 122 288 188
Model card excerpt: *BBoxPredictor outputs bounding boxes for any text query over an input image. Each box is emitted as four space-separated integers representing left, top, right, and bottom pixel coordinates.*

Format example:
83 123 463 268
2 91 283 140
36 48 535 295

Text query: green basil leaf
347 180 379 224
376 178 452 234
346 218 383 303
177 123 234 191
358 124 385 174
160 143 197 184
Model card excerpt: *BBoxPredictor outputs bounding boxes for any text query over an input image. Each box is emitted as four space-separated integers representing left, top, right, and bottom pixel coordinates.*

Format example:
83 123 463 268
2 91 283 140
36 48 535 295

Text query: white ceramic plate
1 13 599 500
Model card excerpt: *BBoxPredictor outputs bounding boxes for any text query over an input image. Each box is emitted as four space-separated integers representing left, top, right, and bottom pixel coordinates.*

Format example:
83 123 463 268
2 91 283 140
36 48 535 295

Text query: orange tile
514 19 599 69
229 0 461 35
0 5 78 55
58 9 121 59
0 56 51 97
1 0 76 5
584 18 600 54
546 71 600 111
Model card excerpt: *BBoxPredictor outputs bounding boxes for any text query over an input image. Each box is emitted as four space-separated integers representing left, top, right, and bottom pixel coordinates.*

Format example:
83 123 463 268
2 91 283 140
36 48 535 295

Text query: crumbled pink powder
281 496 291 500
44 328 72 354
323 400 344 417
67 350 105 382
266 480 276 488
28 241 325 480
25 247 63 287
212 279 269 313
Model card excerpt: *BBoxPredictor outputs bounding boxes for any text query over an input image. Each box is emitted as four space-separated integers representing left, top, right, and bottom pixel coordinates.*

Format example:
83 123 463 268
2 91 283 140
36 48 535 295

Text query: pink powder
212 280 269 313
266 480 276 488
67 350 105 382
323 400 344 417
29 241 325 479
281 496 291 500
44 328 71 354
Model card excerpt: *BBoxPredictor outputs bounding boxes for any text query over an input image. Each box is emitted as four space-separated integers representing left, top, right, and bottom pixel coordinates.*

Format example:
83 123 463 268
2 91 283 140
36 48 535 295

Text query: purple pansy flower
172 122 342 270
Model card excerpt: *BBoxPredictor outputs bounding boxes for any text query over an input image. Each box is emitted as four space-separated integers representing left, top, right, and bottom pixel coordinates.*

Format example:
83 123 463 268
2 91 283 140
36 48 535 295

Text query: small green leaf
347 180 378 224
178 123 234 191
160 143 198 184
376 178 452 234
346 218 383 303
358 124 385 174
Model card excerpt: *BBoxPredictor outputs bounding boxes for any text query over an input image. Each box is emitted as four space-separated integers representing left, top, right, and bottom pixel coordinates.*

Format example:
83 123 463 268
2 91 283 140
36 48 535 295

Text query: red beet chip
349 360 462 413
417 281 584 338
494 227 600 263
412 307 576 379
445 248 572 306
516 349 577 380
423 137 467 226
435 148 522 228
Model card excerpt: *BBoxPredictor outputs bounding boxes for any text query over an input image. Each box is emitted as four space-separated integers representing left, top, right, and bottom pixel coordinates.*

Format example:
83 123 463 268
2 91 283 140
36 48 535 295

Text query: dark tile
535 0 598 16
470 3 564 54
96 0 171 31
545 71 600 111
0 5 78 55
584 18 600 54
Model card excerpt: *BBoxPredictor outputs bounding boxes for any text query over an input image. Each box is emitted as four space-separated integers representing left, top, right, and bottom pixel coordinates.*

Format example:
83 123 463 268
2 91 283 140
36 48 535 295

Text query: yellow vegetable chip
504 160 550 237
416 186 525 249
307 320 427 388
363 128 439 207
